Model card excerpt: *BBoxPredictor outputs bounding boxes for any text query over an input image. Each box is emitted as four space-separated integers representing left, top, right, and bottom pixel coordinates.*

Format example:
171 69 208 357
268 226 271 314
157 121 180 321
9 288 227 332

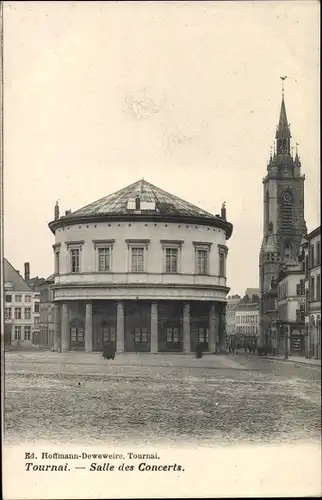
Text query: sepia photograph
1 1 321 498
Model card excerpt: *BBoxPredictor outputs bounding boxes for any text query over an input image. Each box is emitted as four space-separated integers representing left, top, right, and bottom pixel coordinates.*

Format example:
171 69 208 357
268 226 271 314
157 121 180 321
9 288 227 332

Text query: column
183 302 191 354
53 303 61 352
150 302 159 353
116 301 124 353
208 303 216 353
85 302 93 352
61 303 69 352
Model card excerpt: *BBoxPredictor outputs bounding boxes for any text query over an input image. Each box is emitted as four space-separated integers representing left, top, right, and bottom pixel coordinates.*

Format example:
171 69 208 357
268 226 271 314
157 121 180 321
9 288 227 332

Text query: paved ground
4 351 321 446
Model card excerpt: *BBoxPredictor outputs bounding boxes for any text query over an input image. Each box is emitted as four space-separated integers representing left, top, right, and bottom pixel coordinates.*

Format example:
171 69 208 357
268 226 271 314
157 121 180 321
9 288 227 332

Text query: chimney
221 201 226 220
24 262 30 281
54 201 60 220
65 209 71 216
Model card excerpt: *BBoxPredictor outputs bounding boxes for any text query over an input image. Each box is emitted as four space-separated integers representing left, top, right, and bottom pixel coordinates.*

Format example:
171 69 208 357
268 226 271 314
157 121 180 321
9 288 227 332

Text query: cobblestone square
4 352 321 446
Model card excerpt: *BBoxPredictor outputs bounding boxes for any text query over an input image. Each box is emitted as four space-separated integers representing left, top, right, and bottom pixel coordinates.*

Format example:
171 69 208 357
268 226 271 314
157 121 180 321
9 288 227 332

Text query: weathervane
280 76 287 97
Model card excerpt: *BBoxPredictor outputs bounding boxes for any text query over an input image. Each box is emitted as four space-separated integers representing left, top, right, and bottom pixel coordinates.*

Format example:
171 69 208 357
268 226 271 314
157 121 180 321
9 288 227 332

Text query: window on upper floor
25 295 32 303
24 308 31 320
34 302 40 313
98 247 111 272
131 247 145 273
219 253 225 277
310 276 315 301
70 249 80 273
14 307 22 320
317 241 321 266
5 307 11 320
310 245 315 268
165 248 178 273
5 294 12 303
193 242 211 275
317 275 321 301
15 295 22 303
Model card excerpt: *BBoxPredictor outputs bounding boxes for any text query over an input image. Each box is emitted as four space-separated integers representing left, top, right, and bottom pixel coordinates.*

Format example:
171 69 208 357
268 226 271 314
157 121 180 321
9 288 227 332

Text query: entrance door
165 325 181 351
134 326 149 352
197 327 209 351
102 323 116 350
70 322 85 350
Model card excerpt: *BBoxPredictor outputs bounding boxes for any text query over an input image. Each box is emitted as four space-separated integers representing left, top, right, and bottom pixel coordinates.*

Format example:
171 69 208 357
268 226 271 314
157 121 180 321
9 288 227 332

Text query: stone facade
259 94 306 346
300 226 321 359
48 180 233 354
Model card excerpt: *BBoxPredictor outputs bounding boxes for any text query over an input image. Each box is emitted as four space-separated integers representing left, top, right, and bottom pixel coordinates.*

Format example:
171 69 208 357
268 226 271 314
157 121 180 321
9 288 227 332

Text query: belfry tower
259 80 306 346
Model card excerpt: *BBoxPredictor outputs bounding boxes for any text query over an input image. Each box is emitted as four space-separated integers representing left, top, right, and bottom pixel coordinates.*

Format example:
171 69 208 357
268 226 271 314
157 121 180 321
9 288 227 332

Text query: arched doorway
70 318 85 350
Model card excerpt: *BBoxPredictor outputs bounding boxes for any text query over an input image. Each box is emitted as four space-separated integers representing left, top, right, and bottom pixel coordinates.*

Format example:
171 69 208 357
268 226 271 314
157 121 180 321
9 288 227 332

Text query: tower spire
275 76 291 154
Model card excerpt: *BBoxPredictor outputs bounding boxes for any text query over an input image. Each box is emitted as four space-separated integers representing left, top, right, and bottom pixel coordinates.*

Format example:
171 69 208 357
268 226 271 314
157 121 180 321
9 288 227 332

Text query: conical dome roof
49 179 233 238
70 179 214 218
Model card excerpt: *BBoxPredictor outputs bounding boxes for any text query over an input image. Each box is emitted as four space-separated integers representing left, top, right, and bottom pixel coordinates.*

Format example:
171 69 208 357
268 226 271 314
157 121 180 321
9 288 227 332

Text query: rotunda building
49 179 233 354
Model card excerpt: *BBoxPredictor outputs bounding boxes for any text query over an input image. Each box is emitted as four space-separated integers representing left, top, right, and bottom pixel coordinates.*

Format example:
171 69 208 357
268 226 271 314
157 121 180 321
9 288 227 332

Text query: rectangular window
317 275 321 301
300 304 305 322
131 247 144 272
5 307 11 319
5 294 12 303
14 308 22 319
34 302 40 313
300 279 305 295
24 326 32 341
14 326 21 341
15 295 22 302
310 276 315 300
34 317 40 327
305 256 309 278
98 247 111 272
296 309 301 322
197 249 208 274
24 308 31 320
317 241 321 266
55 251 60 274
310 245 315 268
219 249 226 277
165 248 178 273
70 249 80 273
25 295 32 303
296 283 301 296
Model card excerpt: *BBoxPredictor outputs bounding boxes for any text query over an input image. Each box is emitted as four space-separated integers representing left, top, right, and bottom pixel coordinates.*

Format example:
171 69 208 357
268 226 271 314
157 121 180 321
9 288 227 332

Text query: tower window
281 190 293 231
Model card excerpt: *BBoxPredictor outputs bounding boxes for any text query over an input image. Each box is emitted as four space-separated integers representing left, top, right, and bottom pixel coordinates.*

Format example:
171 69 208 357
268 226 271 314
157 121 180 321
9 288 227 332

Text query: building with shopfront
48 179 233 354
235 289 260 348
276 262 305 356
301 226 321 359
226 294 241 336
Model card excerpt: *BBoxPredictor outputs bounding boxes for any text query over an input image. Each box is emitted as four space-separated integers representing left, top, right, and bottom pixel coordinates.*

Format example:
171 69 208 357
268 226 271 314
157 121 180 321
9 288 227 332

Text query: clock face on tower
282 191 292 203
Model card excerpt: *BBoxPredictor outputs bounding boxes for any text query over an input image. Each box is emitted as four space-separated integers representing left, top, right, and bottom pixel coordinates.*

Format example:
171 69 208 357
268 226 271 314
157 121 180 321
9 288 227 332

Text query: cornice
48 213 233 239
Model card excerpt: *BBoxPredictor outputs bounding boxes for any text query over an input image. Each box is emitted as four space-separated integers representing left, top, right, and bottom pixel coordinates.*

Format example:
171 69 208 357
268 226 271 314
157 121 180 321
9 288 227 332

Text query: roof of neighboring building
27 277 46 291
245 288 260 298
49 179 233 238
236 303 260 312
4 258 33 293
306 225 321 241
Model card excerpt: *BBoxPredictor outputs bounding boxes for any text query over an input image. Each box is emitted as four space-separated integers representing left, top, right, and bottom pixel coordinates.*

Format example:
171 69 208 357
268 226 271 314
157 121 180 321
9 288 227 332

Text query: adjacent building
301 226 321 359
259 91 306 347
226 294 241 338
276 262 305 356
48 179 233 353
235 289 260 347
39 274 55 348
4 259 35 346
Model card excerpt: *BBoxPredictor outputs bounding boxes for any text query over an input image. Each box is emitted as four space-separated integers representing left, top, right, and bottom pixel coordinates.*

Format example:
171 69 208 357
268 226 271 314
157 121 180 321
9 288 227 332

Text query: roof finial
280 76 287 98
296 141 299 155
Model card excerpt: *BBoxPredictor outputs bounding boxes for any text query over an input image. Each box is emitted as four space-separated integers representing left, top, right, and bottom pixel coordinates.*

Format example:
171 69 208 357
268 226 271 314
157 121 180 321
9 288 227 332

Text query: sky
3 0 320 295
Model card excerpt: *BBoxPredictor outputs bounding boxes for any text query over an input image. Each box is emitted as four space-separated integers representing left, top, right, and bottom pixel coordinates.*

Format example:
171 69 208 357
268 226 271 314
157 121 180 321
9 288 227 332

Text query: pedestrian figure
102 341 115 360
196 342 203 359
